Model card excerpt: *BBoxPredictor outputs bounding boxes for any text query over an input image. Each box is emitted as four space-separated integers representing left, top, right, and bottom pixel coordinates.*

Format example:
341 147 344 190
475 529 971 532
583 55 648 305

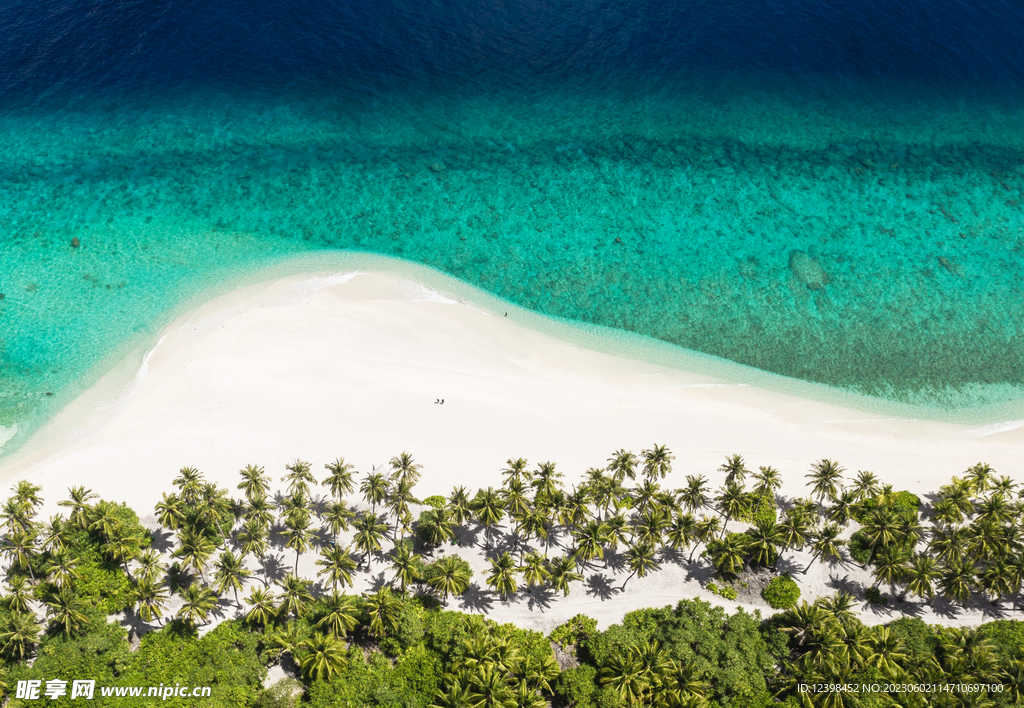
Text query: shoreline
3 249 1024 471
1 261 1023 632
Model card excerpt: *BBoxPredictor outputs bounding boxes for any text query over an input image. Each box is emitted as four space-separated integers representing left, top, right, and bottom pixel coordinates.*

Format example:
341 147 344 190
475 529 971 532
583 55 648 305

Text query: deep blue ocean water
2 0 1024 451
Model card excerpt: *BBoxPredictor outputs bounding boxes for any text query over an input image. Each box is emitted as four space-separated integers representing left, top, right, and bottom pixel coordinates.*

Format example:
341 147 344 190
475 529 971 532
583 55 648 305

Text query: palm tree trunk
620 570 637 591
802 551 821 574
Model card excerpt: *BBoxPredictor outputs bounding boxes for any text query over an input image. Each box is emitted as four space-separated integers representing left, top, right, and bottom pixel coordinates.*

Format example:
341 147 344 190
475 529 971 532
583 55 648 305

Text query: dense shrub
584 600 776 707
762 575 800 609
550 614 598 647
8 620 264 707
306 645 441 708
848 530 872 565
852 491 921 524
888 617 939 673
706 581 738 600
553 665 598 708
736 493 777 527
865 587 887 605
978 620 1024 661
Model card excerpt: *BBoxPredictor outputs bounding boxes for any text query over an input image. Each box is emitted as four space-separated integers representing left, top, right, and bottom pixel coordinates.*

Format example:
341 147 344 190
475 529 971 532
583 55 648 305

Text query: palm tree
851 470 880 502
518 552 550 590
641 444 674 480
389 451 422 486
44 587 90 635
690 515 721 564
718 454 749 486
283 459 316 497
103 525 143 577
244 587 277 628
0 612 40 661
632 508 669 549
3 527 38 579
431 677 475 708
277 573 314 619
2 576 34 614
264 621 301 663
316 592 359 636
869 626 908 679
361 472 390 514
426 556 472 602
237 464 271 503
530 461 563 501
517 509 551 559
705 534 749 577
486 552 518 600
746 519 784 567
135 549 166 583
174 529 216 583
133 576 169 624
803 523 845 574
751 466 782 500
979 557 1016 604
630 479 662 517
58 486 97 529
572 520 611 569
872 546 908 595
172 466 204 505
939 560 975 606
44 551 80 588
861 506 899 563
600 652 647 704
387 477 420 541
237 519 270 587
828 489 859 526
244 494 275 528
212 549 251 607
807 459 845 503
621 541 659 590
447 486 473 525
353 513 388 571
316 545 357 592
323 458 357 499
664 512 696 554
905 554 942 603
389 542 422 592
606 450 638 483
714 482 750 538
470 488 505 550
966 463 994 494
0 497 32 534
297 631 347 682
363 586 402 638
283 510 313 574
41 514 69 554
418 507 455 547
561 485 592 530
176 584 218 629
501 458 531 486
467 665 517 708
546 555 582 597
321 500 354 544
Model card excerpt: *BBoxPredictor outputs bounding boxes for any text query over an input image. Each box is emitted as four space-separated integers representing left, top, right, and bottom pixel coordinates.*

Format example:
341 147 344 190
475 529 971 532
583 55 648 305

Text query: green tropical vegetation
0 451 1021 705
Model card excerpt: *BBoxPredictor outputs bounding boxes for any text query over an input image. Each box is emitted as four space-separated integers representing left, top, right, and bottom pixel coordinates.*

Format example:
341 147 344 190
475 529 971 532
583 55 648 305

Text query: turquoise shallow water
2 78 1024 451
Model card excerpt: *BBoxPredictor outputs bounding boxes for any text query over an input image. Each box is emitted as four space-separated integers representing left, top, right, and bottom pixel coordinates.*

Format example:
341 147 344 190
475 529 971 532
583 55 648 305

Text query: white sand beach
2 257 1023 633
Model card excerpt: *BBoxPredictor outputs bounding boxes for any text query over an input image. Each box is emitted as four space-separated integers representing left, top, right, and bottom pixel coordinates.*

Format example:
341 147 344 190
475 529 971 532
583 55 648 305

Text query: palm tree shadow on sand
149 528 175 554
585 573 620 601
524 587 556 611
261 552 289 585
457 583 494 613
